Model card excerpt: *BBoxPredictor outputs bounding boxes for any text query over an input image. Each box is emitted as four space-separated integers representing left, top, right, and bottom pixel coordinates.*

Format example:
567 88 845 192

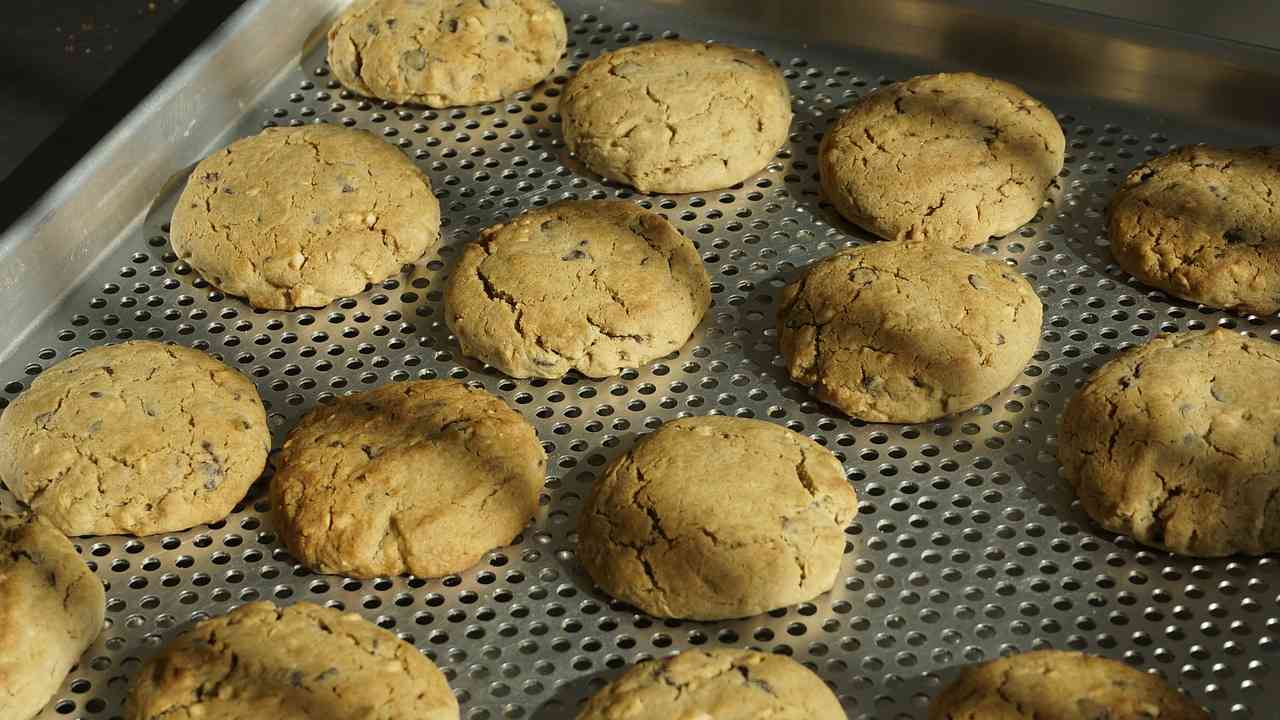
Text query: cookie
577 416 857 620
929 650 1207 720
445 200 711 378
171 125 440 310
1108 145 1280 314
577 649 843 720
272 380 545 578
0 342 270 536
0 513 104 720
126 601 458 720
560 40 792 193
327 0 567 108
1058 329 1280 556
777 241 1042 423
820 72 1065 248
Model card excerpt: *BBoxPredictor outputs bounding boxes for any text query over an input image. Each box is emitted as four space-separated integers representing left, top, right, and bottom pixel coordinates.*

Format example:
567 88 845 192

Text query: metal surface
1 1 1279 718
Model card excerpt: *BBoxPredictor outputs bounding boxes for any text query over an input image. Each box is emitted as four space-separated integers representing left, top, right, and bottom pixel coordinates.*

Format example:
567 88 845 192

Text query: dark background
1 0 1278 230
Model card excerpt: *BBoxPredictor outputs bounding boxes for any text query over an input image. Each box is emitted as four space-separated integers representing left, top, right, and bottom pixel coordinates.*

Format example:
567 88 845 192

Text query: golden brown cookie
272 380 545 578
0 341 270 536
444 200 711 378
126 601 458 720
0 513 104 720
561 40 792 193
327 0 567 108
777 241 1042 423
820 72 1064 248
1058 329 1280 556
171 125 440 310
929 650 1207 720
577 649 844 720
577 416 857 620
1108 145 1280 314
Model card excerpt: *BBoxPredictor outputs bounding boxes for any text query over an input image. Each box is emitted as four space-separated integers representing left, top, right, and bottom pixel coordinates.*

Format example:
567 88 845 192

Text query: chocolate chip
201 172 220 183
88 391 103 399
1223 228 1248 244
448 18 459 32
222 187 235 195
341 183 354 193
496 34 510 44
561 249 590 261
403 49 427 71
365 21 380 35
288 670 305 688
385 18 397 29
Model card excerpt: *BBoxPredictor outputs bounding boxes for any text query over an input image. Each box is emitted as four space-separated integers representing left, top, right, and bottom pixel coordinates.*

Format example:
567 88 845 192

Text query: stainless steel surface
1 1 1278 718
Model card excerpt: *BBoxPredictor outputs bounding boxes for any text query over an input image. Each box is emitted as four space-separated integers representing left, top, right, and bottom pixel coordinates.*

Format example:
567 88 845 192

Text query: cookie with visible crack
777 241 1042 423
576 416 857 621
327 0 566 108
577 649 844 720
171 125 440 310
0 341 270 536
820 72 1064 248
929 650 1207 720
444 200 711 378
126 601 458 720
1058 329 1280 556
1 513 104 720
1108 145 1280 314
271 380 545 578
560 40 792 193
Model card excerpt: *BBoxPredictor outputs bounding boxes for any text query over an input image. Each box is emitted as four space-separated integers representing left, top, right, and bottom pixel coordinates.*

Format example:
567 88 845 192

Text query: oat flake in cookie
1058 329 1280 557
929 650 1207 720
444 200 712 378
560 40 793 193
0 341 270 537
576 416 857 621
271 380 545 579
0 513 105 720
576 649 844 720
777 241 1042 423
820 72 1065 248
327 0 567 108
1108 145 1280 314
171 125 440 310
127 601 458 720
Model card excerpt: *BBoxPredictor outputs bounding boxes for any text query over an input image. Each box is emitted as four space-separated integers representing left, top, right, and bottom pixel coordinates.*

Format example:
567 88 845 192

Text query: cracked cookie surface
560 40 792 193
1 513 104 720
327 0 566 108
820 72 1064 248
171 125 441 310
271 380 545 578
0 341 270 536
1058 329 1280 556
127 601 458 720
576 649 843 720
778 241 1042 423
929 649 1207 720
445 200 711 378
576 416 857 621
1108 145 1280 314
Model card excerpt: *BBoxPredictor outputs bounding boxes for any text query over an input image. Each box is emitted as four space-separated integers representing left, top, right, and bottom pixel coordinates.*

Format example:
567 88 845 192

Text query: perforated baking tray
3 1 1280 718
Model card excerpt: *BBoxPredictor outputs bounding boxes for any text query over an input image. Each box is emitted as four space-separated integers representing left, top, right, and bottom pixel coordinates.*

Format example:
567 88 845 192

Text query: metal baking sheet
2 1 1279 718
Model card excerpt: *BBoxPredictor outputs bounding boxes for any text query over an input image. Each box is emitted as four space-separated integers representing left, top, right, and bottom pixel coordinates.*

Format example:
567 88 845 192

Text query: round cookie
560 40 792 193
1 513 104 720
777 241 1042 423
127 601 458 720
0 341 270 536
577 416 857 621
445 200 711 378
929 650 1207 720
327 0 567 108
1108 145 1280 314
820 72 1065 248
577 649 844 720
1058 329 1280 556
171 125 440 310
272 380 545 578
